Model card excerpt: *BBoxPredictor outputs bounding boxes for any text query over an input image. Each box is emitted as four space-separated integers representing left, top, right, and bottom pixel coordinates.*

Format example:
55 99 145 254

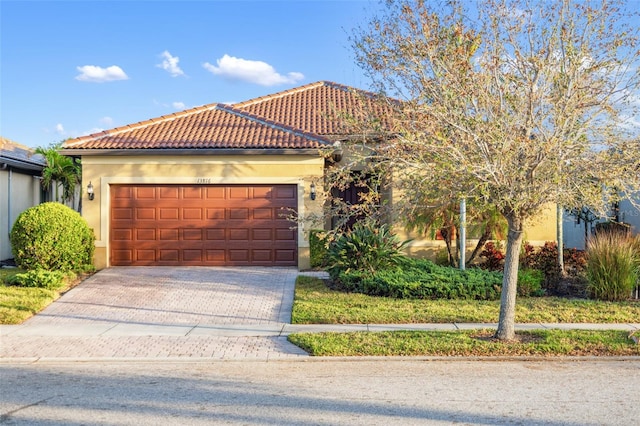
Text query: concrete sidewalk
2 321 638 361
3 321 638 338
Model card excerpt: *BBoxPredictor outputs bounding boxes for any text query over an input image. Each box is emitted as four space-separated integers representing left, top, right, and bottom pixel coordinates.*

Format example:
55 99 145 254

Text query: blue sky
1 0 377 148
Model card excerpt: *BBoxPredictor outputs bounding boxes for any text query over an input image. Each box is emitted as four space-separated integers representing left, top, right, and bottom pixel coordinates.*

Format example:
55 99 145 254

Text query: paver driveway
1 267 310 359
26 266 298 326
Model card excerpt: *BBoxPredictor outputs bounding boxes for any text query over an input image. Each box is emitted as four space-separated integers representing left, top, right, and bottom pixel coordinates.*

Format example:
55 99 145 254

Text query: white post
460 198 466 271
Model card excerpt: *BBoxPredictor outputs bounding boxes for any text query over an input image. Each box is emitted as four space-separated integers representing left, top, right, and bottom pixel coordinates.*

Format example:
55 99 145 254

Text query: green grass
292 275 640 324
288 329 640 357
0 268 80 324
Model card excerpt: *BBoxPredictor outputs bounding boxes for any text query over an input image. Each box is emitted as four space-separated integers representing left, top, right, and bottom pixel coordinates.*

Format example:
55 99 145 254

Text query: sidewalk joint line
99 324 118 336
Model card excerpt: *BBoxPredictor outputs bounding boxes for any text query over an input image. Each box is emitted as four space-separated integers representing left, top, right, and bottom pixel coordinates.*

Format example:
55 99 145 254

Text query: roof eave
0 156 45 172
58 148 326 157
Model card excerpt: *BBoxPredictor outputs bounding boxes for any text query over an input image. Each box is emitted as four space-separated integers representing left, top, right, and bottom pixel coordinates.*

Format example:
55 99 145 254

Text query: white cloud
99 116 114 126
203 54 304 86
172 101 186 110
55 123 65 134
157 50 185 77
86 127 105 135
75 65 129 83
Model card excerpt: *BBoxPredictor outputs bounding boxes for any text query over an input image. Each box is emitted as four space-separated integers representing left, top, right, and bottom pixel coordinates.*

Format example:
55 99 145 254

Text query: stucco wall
80 154 325 270
386 172 558 261
327 146 558 263
0 169 42 260
403 203 557 261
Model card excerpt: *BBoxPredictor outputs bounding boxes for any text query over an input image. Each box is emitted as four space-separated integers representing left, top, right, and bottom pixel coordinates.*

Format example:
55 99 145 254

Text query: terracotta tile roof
234 81 394 137
62 104 331 151
62 81 394 152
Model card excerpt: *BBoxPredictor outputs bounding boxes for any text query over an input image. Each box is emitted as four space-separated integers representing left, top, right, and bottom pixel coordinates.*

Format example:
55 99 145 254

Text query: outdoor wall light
87 181 95 201
310 182 316 201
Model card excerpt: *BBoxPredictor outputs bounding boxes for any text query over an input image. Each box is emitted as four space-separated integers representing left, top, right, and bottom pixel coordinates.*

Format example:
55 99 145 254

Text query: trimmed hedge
10 202 95 272
332 259 543 300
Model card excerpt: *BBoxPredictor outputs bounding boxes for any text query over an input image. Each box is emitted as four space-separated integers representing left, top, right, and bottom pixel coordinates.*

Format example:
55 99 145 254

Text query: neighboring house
0 137 46 261
564 199 639 250
618 199 640 235
61 81 557 270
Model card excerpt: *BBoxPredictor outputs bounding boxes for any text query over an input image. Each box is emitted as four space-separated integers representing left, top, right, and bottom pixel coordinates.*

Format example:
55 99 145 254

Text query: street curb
2 355 639 364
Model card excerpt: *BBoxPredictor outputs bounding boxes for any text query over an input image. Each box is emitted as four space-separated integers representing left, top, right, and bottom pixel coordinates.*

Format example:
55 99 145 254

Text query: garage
59 84 344 269
110 184 298 266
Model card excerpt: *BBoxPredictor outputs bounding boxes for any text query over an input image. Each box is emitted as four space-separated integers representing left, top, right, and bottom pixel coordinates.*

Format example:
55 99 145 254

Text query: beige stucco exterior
400 203 558 262
327 146 558 263
80 154 325 270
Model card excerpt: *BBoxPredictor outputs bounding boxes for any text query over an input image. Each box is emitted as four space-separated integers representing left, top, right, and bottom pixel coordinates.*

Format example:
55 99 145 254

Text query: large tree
353 0 640 340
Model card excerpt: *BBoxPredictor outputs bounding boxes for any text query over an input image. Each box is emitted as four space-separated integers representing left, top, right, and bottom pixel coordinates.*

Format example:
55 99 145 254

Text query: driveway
1 267 311 360
26 266 297 326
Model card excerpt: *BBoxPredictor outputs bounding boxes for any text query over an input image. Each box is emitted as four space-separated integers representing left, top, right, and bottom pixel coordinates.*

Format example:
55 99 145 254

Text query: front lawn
0 268 85 324
292 275 640 324
288 329 640 357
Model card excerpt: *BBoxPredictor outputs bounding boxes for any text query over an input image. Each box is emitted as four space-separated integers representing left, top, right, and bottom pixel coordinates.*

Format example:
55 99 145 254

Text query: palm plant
404 197 506 268
36 142 81 206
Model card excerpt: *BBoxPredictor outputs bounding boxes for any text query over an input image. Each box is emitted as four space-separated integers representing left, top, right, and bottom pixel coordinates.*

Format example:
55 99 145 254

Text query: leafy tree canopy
352 0 640 339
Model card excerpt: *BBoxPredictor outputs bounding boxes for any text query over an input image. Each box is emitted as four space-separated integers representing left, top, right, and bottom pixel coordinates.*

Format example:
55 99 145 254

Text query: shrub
563 247 588 276
10 202 95 272
326 222 410 279
521 242 560 277
586 232 639 301
520 242 588 293
309 230 328 268
478 242 505 271
517 268 544 297
7 269 67 289
334 258 503 300
333 258 546 300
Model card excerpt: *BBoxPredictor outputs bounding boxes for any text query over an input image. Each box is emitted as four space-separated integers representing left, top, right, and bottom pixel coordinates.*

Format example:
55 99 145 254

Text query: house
61 81 557 270
564 199 639 250
0 138 46 262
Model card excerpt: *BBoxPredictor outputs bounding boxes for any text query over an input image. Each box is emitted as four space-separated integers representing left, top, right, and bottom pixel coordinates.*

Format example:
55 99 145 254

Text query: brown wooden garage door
110 184 297 266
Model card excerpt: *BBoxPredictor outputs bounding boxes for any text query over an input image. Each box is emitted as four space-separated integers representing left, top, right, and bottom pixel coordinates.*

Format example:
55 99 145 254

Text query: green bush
520 242 588 293
333 258 546 300
10 202 95 272
334 258 503 300
326 222 411 279
7 269 67 289
309 230 328 268
517 268 544 297
586 232 639 301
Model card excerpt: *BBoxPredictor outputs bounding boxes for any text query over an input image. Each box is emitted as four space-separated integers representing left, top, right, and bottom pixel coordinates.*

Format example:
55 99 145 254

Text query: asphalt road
1 359 638 425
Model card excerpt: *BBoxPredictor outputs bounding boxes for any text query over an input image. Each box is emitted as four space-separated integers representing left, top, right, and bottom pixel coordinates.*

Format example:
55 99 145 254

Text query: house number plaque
195 178 211 184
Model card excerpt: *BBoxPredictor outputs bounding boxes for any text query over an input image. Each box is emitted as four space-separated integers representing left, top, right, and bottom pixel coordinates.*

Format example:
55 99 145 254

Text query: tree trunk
467 226 492 266
441 227 458 267
495 214 525 341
